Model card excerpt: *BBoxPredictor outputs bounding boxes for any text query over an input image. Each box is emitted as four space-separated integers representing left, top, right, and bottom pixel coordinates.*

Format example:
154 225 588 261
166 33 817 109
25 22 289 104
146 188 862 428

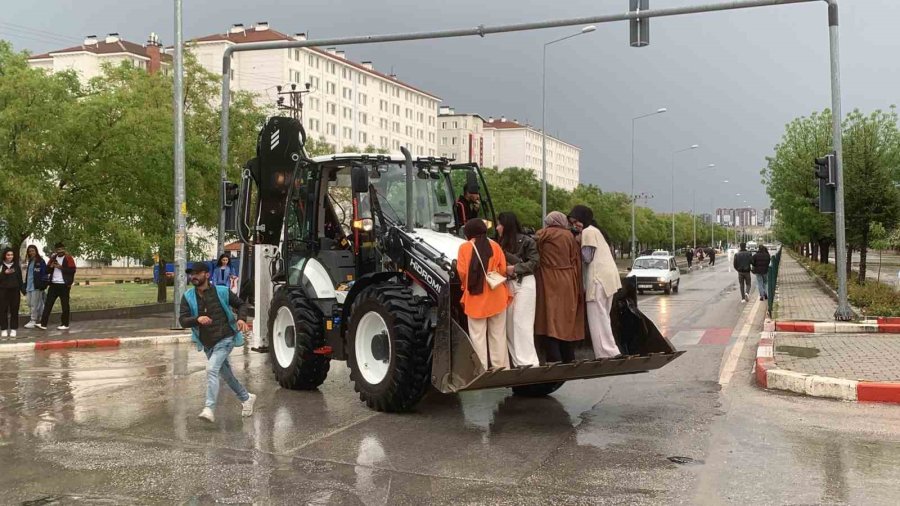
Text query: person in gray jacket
733 242 754 302
497 212 540 367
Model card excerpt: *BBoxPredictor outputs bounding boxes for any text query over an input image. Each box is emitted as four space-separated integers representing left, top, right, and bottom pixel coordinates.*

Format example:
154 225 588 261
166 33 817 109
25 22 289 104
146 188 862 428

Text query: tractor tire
512 381 565 397
347 284 432 412
268 287 330 390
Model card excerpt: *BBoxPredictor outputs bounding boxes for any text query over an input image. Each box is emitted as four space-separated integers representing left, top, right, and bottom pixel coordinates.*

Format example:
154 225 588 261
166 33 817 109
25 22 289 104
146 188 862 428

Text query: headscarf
463 218 491 295
543 211 569 229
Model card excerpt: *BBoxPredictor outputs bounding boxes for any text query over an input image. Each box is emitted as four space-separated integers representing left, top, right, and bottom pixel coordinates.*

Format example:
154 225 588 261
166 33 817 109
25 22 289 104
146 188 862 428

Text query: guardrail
767 246 783 316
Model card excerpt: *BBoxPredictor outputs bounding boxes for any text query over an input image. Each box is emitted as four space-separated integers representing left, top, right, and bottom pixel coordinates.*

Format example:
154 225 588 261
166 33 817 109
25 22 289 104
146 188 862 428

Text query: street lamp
629 107 667 257
692 163 715 249
541 25 596 218
671 144 699 253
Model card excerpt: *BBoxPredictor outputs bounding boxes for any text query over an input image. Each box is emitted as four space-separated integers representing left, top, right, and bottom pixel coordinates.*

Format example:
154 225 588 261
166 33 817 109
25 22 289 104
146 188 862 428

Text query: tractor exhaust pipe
400 146 415 232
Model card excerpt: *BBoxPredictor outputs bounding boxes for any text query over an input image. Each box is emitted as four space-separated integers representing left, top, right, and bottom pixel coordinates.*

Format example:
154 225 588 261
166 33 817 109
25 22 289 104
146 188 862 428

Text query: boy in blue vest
179 262 255 423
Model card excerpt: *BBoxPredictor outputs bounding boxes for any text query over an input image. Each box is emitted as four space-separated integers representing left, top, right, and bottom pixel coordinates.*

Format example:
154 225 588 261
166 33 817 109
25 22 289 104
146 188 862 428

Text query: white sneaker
9 330 15 338
1 330 7 338
57 325 69 330
24 321 36 329
241 393 257 417
198 407 215 423
36 324 47 330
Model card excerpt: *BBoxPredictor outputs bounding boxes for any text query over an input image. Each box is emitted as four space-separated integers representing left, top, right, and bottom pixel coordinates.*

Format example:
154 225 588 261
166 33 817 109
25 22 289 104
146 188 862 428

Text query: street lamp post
630 108 667 257
671 144 699 253
542 25 595 219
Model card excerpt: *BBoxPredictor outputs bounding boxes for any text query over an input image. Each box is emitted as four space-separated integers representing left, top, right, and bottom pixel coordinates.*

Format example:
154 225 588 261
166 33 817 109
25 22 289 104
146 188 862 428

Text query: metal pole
173 0 186 327
631 118 637 257
828 0 852 320
692 189 696 249
671 152 676 253
541 44 548 219
218 1 820 208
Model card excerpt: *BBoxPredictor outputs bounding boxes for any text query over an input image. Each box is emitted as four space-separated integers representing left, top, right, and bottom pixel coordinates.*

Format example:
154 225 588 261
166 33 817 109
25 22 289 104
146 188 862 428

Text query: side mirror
627 267 632 272
434 212 452 233
351 165 369 194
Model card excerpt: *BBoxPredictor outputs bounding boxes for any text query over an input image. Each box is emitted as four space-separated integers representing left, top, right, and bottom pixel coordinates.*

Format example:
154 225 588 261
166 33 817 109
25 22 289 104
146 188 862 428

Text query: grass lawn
20 284 174 313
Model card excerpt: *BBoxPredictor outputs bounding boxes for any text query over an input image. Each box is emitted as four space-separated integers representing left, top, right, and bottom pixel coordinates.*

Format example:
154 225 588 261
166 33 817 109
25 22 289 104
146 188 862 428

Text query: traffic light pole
827 1 853 320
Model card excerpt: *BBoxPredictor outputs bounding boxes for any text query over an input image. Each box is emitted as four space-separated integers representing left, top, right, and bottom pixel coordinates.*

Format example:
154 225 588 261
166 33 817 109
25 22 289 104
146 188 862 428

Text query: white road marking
718 298 762 387
671 330 705 347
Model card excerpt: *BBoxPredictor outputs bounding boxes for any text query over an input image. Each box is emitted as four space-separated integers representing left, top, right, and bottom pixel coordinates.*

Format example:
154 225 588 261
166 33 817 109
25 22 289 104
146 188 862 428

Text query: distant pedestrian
0 248 24 339
752 244 771 301
708 247 716 267
497 212 540 368
457 218 510 371
179 261 255 423
535 211 585 363
211 253 238 293
733 242 753 302
686 247 694 269
22 245 48 329
38 242 76 331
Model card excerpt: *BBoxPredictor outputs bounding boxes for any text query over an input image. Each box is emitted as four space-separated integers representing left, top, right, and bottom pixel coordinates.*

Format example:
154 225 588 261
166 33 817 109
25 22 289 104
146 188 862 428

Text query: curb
775 321 900 334
755 332 900 404
0 334 191 354
17 304 169 326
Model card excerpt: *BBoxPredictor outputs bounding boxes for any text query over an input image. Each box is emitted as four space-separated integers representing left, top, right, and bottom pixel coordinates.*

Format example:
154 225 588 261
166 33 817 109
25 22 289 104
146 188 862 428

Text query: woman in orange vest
457 218 511 371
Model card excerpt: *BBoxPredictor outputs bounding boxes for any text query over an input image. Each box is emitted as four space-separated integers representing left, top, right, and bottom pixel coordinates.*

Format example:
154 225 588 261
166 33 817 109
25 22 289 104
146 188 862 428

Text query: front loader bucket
431 277 684 394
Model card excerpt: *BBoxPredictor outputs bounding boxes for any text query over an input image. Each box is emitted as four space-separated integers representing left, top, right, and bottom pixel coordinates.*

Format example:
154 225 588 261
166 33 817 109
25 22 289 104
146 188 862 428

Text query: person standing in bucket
38 242 76 330
497 212 540 368
179 262 256 422
569 205 622 359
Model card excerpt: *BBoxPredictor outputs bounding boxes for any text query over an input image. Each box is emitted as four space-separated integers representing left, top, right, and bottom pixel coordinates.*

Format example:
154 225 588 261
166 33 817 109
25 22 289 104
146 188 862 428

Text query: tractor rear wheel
268 287 330 390
511 382 565 397
347 284 432 412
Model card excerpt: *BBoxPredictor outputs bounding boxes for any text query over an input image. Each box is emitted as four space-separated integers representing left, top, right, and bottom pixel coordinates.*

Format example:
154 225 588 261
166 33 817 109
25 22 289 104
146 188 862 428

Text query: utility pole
172 0 186 328
277 83 311 121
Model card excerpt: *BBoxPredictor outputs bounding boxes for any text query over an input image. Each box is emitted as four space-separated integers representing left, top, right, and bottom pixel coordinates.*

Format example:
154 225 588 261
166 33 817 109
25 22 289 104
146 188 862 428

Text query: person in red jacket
38 242 77 330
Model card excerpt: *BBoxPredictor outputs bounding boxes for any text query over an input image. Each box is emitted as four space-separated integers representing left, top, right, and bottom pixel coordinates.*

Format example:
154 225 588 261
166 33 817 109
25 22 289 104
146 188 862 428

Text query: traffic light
813 152 836 213
223 181 240 233
222 181 239 207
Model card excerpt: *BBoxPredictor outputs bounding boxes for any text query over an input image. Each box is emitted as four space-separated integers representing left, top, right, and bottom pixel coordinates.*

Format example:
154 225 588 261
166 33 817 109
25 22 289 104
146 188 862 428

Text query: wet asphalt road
2 265 900 505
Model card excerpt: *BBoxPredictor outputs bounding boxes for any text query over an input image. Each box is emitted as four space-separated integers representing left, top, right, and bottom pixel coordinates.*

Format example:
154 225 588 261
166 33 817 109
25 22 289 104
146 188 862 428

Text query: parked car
651 250 671 257
627 255 681 295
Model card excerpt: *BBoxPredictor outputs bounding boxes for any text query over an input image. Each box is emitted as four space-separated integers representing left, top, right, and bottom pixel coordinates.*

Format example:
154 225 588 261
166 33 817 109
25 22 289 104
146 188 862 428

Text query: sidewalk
0 314 187 345
756 251 900 403
774 253 837 322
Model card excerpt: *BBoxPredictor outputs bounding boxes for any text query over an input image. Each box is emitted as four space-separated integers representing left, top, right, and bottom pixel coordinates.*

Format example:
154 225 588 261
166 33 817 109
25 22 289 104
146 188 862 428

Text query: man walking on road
38 242 76 330
179 262 255 423
733 242 753 302
685 247 694 269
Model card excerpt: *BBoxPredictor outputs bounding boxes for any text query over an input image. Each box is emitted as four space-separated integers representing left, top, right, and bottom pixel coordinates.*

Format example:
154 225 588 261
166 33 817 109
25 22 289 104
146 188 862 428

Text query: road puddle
775 345 820 359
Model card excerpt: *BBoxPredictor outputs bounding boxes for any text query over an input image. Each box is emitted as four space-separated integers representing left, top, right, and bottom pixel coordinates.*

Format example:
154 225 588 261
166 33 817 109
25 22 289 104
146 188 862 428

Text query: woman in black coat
0 247 24 338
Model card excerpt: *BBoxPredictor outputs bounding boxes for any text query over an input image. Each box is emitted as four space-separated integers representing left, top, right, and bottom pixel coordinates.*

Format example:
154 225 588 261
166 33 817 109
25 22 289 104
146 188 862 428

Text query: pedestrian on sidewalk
497 212 540 368
38 242 76 331
0 248 24 339
179 261 255 423
752 244 771 301
22 245 47 329
686 247 694 269
733 242 753 302
210 253 237 293
570 205 622 359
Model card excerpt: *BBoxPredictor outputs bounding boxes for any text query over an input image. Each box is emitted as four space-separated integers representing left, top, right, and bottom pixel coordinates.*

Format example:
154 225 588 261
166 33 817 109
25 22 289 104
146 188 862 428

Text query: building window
343 107 352 119
359 131 367 144
393 140 401 150
342 87 352 100
310 76 320 90
327 102 337 115
441 137 447 146
453 121 458 128
358 74 367 86
343 127 353 140
359 112 368 125
327 123 337 135
328 62 337 74
359 93 367 106
326 81 336 95
451 137 457 145
393 121 400 133
392 104 400 115
380 136 388 148
380 99 388 112
405 108 412 119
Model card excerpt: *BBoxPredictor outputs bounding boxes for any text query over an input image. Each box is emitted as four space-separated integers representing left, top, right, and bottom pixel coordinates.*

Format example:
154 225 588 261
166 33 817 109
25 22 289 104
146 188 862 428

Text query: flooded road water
2 266 900 504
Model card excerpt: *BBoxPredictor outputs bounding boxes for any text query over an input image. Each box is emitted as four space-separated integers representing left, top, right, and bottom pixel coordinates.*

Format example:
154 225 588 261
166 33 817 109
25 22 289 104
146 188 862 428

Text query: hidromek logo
409 258 442 294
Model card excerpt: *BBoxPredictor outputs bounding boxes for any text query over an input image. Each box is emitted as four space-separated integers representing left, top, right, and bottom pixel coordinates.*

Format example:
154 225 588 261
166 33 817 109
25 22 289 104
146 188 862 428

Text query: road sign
630 0 650 47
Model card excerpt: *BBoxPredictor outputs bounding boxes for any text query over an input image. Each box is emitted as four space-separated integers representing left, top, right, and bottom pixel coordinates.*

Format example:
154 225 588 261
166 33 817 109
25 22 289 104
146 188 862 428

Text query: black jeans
0 287 20 330
738 271 752 300
41 284 71 326
542 337 576 364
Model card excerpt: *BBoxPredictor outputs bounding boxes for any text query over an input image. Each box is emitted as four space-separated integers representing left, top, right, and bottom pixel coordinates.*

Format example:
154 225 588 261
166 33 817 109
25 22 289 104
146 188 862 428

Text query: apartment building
27 32 169 81
716 208 758 227
481 118 580 191
436 107 485 164
189 23 441 156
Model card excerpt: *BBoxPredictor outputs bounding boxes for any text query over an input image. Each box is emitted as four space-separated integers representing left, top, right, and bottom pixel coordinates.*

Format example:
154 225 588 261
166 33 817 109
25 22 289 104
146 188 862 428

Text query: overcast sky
3 0 899 215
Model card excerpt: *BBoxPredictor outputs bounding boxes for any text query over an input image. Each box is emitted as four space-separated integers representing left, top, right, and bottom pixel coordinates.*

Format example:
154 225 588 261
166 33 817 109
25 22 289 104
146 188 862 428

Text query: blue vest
184 285 244 350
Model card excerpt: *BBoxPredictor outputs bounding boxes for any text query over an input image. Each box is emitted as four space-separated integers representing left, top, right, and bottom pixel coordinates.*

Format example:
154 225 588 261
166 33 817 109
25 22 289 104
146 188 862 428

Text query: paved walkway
0 314 185 345
775 253 837 322
775 333 900 382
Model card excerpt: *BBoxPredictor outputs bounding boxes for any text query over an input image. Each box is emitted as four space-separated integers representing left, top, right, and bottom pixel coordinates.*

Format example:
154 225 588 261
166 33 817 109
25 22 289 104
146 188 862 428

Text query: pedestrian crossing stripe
670 328 732 346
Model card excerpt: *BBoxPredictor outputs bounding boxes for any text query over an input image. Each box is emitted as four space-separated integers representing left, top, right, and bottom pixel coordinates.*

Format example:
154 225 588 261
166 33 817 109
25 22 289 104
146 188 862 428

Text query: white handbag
471 241 506 290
